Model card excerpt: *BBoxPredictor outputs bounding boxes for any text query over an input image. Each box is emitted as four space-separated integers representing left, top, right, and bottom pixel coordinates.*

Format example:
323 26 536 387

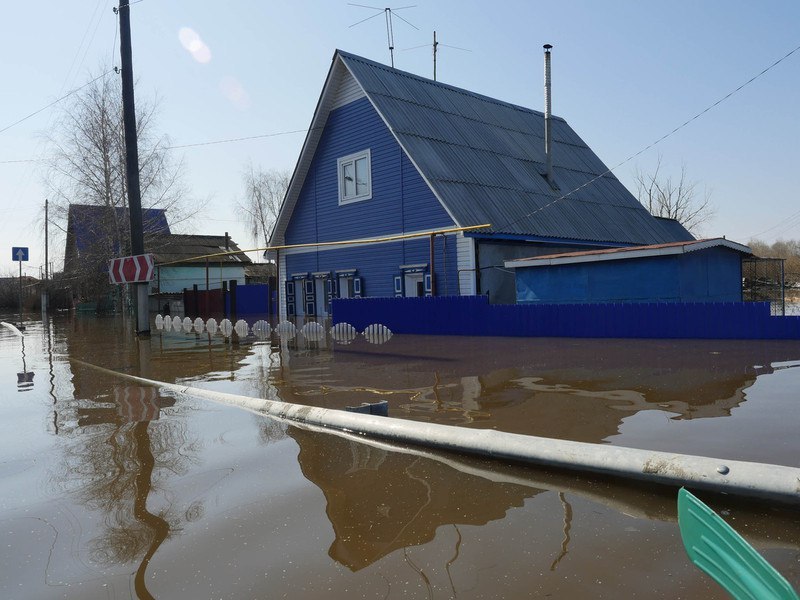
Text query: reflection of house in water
289 427 539 571
290 425 800 573
272 336 800 441
76 386 175 427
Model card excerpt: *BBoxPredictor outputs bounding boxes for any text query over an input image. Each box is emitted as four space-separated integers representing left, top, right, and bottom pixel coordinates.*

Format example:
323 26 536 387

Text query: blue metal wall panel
515 248 744 304
331 296 799 340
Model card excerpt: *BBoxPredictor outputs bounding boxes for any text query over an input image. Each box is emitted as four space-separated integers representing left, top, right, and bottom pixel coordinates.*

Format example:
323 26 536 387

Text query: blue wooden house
270 50 692 318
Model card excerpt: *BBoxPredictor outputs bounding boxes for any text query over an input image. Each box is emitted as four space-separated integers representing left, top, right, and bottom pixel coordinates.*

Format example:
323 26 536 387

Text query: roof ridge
335 49 567 123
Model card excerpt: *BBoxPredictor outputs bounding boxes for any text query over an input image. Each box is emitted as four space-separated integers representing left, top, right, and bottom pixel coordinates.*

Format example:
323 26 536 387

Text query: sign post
108 254 155 330
11 247 28 326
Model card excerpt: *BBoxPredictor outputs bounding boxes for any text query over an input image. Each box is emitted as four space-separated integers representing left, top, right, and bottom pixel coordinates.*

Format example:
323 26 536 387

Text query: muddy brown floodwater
1 313 799 599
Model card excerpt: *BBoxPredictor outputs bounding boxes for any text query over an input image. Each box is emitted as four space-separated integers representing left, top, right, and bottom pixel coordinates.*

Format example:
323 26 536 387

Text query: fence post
230 280 237 322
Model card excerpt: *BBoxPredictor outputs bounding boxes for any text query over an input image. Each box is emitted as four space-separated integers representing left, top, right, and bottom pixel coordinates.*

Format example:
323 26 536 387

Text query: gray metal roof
339 50 690 245
652 217 695 242
152 234 251 265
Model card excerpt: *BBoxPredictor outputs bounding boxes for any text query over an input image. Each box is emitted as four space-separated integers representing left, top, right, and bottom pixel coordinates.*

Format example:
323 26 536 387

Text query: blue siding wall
515 247 743 304
285 97 454 245
283 96 457 298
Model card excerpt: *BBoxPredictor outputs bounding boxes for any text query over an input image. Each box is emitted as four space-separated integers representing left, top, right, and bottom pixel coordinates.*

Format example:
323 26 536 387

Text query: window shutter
285 280 295 316
394 275 403 297
424 273 432 297
353 277 362 298
305 279 316 315
326 278 334 304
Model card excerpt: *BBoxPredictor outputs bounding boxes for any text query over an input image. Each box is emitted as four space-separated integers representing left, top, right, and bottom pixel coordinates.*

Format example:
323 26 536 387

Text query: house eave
504 238 752 269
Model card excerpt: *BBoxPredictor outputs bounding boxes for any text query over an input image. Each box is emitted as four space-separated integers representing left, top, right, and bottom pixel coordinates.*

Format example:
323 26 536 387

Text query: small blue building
270 50 692 318
506 238 752 304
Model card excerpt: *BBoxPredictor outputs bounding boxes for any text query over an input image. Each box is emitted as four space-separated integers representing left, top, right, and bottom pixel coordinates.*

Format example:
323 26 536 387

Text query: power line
165 128 311 150
0 70 115 136
1 126 313 163
495 41 800 233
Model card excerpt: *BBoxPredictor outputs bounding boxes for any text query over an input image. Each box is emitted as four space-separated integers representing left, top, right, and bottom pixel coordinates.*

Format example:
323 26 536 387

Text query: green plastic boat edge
677 487 799 600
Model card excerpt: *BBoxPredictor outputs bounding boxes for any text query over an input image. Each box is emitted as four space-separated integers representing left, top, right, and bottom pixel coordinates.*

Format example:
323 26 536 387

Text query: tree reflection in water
62 378 196 599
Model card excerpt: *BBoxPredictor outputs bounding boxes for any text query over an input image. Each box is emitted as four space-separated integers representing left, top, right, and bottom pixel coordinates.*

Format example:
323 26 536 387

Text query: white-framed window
337 149 372 204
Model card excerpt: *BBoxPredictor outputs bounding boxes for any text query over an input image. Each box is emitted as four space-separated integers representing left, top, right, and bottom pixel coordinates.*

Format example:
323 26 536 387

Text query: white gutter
505 238 753 269
76 359 800 505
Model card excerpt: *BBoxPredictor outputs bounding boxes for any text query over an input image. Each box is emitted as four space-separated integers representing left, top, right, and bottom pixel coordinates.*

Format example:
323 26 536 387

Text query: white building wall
456 234 476 295
331 68 365 110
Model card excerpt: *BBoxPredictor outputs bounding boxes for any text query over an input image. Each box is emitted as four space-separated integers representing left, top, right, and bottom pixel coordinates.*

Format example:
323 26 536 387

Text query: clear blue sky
2 0 799 276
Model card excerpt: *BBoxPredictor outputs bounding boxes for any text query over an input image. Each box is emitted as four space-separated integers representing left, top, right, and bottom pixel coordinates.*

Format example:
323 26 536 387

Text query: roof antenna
348 4 418 68
402 31 470 81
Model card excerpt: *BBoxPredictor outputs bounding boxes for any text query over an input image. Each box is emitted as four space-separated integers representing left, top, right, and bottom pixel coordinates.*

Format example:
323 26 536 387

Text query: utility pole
118 0 149 335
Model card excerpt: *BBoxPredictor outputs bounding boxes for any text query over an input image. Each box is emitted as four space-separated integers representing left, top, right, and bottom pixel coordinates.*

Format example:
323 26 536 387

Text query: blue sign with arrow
12 247 28 262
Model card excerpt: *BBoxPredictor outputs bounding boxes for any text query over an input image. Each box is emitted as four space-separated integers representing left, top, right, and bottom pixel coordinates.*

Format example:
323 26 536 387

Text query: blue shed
270 50 693 318
506 239 752 304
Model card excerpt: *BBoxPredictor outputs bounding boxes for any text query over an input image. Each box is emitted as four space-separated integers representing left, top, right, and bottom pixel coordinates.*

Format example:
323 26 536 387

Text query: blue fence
331 295 800 339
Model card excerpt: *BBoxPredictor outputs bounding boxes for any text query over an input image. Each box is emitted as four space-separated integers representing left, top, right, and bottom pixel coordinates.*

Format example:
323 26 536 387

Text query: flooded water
1 313 799 599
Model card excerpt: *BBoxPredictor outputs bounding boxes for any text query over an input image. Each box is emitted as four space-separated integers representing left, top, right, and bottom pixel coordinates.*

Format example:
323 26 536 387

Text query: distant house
270 50 692 317
151 234 251 294
64 204 170 301
506 238 752 304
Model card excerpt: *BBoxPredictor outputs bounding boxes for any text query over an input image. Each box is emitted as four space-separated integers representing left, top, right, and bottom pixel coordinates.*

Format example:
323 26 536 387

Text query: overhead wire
59 0 107 95
0 70 115 136
164 128 312 150
494 41 800 234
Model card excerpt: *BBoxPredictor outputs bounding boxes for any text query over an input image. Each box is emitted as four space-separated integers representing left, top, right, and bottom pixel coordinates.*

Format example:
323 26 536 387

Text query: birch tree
42 69 191 299
237 164 290 249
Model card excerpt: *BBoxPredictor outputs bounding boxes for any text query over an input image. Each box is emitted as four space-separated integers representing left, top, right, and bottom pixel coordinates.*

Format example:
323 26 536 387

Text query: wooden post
118 0 149 335
230 280 237 323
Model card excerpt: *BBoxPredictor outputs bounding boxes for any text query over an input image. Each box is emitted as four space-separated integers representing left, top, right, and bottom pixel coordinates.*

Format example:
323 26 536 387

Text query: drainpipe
429 233 436 296
543 44 554 188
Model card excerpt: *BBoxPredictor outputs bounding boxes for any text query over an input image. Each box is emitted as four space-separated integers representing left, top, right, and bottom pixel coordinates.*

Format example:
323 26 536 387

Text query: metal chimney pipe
543 44 554 187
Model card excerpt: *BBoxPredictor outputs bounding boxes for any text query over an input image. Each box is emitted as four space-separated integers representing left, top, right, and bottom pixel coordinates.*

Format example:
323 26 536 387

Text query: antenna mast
348 4 418 67
433 30 438 80
401 32 470 80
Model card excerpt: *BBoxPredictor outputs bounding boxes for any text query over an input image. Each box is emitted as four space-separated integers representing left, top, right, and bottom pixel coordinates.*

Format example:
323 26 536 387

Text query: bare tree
237 164 289 249
41 69 194 301
635 157 714 235
747 238 800 285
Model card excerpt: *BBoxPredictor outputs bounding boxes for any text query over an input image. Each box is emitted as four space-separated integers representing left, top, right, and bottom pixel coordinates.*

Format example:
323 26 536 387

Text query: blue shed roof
272 50 694 246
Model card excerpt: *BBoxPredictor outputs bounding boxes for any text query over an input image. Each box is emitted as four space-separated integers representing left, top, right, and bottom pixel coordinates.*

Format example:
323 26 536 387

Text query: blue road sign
12 247 29 262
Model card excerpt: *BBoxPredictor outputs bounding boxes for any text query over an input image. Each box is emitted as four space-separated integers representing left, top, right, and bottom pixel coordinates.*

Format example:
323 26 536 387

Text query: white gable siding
456 234 476 295
331 69 365 110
